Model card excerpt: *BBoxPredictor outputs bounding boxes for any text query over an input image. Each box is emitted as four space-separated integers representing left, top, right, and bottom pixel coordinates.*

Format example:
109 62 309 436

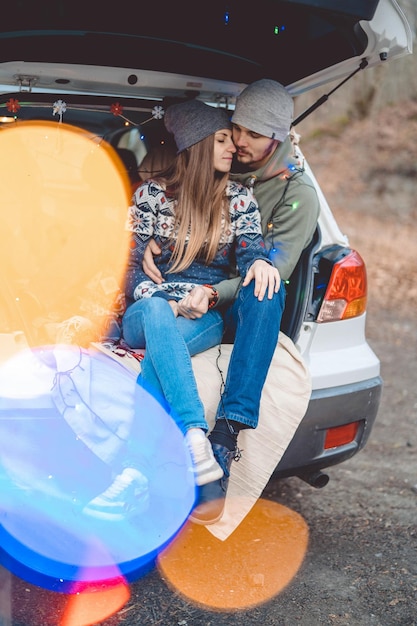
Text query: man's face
232 123 280 170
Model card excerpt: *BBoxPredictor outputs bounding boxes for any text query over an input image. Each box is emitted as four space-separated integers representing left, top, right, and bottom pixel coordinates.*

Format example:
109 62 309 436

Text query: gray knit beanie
232 79 294 141
164 100 231 153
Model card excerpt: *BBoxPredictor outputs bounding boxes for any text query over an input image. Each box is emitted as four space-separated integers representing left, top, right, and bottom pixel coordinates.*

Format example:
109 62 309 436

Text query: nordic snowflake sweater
124 179 270 308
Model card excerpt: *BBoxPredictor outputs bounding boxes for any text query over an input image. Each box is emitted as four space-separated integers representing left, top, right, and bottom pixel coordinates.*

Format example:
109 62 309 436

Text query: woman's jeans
122 297 224 435
217 282 286 429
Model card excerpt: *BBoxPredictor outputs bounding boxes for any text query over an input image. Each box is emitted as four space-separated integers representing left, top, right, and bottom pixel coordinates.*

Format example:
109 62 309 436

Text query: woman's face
213 129 236 173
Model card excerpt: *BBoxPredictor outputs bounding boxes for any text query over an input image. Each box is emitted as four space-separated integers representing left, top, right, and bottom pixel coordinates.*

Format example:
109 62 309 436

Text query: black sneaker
188 444 241 525
82 467 149 521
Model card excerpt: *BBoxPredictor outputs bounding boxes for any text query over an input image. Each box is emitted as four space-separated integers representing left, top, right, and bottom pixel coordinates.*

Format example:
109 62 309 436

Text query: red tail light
317 250 367 322
324 422 360 449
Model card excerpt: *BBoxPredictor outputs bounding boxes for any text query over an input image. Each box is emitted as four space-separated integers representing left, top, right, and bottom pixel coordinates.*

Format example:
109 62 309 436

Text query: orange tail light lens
317 250 367 322
324 422 360 449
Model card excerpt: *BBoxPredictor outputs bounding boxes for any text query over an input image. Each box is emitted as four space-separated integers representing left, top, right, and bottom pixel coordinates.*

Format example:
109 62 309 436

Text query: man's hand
177 285 211 319
168 300 179 317
242 259 281 300
143 239 163 284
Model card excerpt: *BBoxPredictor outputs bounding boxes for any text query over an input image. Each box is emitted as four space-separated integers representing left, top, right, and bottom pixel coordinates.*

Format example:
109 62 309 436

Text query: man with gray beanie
190 79 320 525
215 78 319 297
143 80 320 525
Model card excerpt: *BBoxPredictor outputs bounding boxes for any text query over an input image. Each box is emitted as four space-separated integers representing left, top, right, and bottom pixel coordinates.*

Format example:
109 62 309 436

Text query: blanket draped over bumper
93 332 311 541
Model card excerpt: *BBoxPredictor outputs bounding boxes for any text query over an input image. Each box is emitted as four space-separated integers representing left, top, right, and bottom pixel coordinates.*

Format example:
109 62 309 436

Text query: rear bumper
274 375 383 479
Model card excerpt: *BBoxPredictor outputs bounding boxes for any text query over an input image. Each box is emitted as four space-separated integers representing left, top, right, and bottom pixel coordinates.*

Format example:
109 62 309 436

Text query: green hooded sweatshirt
213 136 320 306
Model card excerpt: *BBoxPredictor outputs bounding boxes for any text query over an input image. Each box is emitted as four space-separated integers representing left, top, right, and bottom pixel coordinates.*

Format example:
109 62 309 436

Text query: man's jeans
122 297 224 434
217 283 286 429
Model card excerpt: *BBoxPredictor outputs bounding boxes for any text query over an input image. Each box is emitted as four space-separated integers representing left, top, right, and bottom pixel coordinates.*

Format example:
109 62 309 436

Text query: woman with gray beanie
115 99 280 517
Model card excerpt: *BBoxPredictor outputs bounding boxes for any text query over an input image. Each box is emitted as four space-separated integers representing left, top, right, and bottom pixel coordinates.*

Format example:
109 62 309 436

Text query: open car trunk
0 0 412 102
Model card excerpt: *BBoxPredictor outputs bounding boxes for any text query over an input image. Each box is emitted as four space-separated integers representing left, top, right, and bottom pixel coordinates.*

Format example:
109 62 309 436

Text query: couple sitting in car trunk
83 78 320 527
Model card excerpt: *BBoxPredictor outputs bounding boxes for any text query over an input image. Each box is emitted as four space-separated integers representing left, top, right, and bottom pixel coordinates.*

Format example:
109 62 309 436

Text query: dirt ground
3 101 417 626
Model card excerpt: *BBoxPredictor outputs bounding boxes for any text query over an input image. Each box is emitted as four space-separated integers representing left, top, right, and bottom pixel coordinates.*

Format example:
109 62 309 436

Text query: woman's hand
242 259 281 300
177 285 211 319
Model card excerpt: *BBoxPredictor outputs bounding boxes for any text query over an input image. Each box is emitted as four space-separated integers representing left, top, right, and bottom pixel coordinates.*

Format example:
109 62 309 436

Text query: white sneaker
185 429 224 486
82 467 149 521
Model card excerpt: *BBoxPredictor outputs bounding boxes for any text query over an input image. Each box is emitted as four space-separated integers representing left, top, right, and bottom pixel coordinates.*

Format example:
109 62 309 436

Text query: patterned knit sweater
124 179 269 307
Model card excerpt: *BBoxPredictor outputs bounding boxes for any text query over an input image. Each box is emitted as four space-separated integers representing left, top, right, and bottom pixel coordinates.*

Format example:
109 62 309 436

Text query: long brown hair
154 134 230 273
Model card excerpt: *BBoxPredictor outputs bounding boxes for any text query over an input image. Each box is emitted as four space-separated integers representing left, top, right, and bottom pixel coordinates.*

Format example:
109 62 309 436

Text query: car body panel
296 315 381 389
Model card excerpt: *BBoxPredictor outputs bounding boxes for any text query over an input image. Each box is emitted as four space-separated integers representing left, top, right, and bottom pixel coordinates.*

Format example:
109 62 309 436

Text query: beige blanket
93 332 311 541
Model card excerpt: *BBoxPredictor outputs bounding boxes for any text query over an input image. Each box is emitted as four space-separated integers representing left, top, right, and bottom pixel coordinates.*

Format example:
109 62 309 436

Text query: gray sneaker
82 467 149 521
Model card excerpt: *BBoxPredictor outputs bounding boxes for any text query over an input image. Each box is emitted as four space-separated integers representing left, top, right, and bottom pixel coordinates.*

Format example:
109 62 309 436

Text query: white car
0 0 413 488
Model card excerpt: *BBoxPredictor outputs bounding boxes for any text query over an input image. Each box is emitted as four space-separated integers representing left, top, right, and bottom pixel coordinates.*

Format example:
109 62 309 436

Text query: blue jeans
217 282 286 429
122 297 224 434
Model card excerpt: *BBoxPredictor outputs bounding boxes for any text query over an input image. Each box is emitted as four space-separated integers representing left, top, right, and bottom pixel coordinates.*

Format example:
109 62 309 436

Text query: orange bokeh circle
0 120 131 350
158 498 309 611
